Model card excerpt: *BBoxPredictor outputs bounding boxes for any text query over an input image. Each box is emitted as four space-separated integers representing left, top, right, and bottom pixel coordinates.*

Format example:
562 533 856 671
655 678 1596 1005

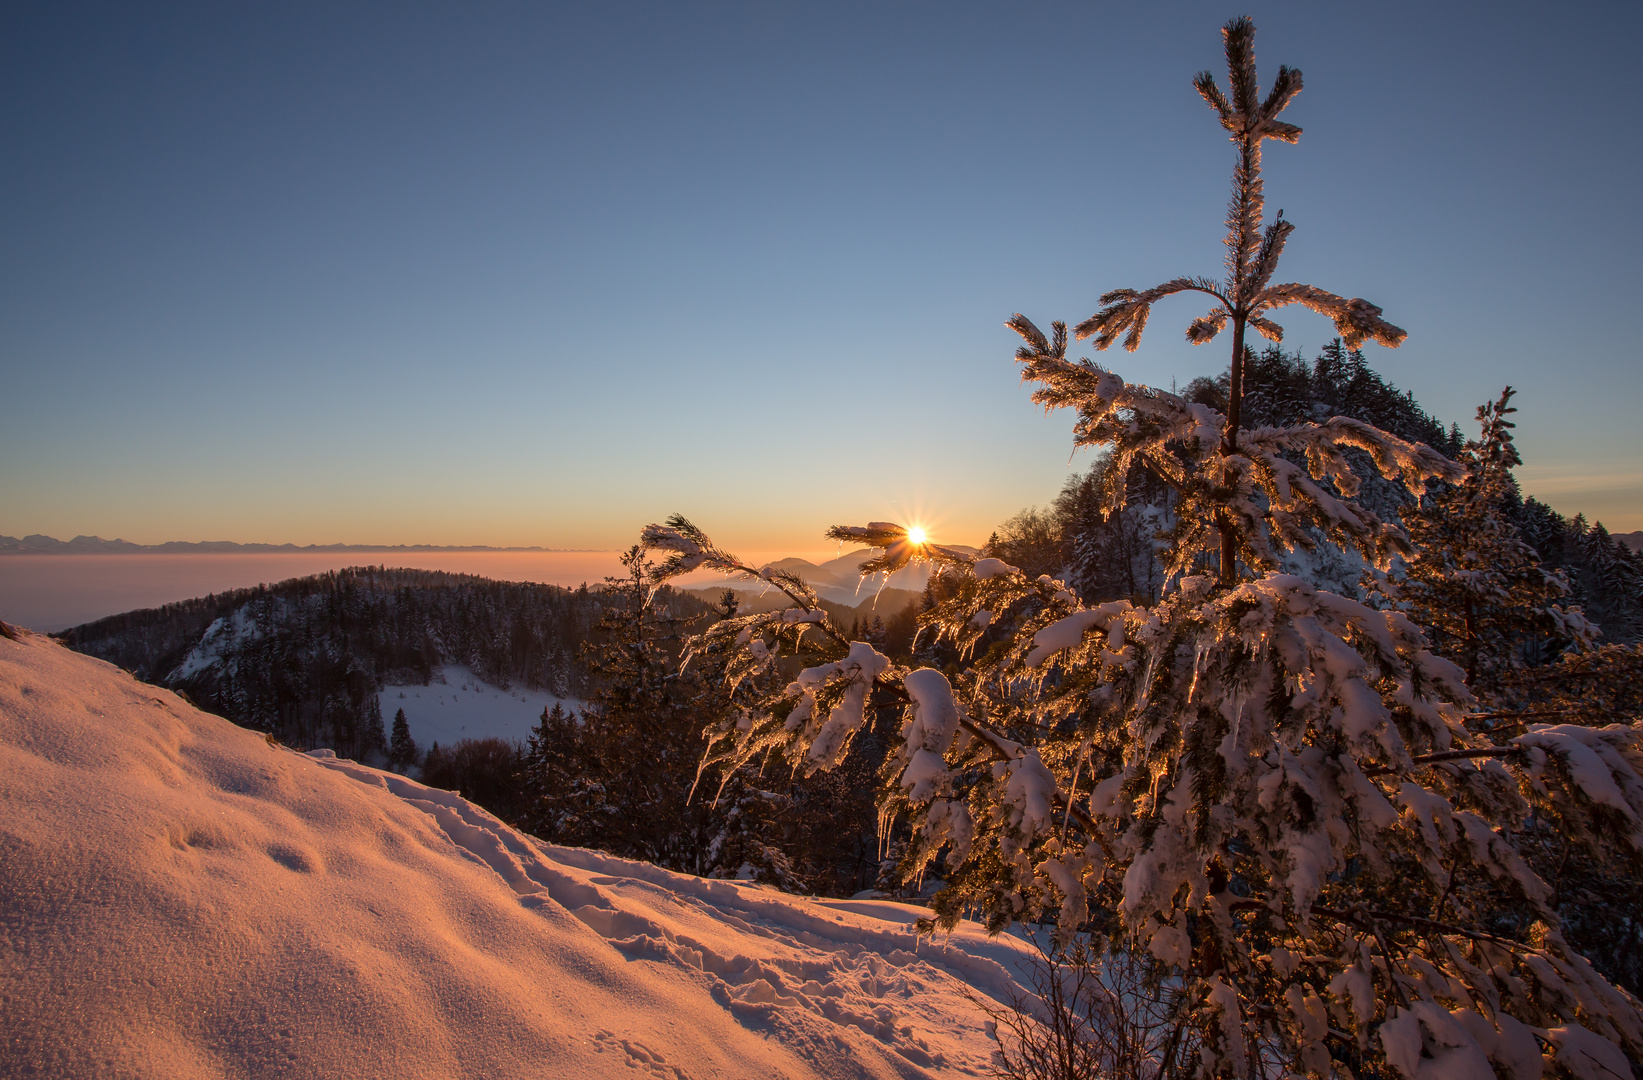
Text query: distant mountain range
686 547 978 608
1620 531 1643 554
0 534 591 555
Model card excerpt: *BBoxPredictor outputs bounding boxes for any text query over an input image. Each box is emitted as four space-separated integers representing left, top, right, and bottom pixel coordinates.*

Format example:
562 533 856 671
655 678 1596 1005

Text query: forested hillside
59 568 713 758
986 340 1643 642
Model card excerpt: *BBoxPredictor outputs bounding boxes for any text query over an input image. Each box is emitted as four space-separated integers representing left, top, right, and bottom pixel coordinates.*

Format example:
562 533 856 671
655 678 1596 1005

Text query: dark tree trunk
1218 314 1248 584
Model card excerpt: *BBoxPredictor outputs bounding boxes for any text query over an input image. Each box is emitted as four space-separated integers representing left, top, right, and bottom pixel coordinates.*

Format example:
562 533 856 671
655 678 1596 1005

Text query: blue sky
3 0 1639 550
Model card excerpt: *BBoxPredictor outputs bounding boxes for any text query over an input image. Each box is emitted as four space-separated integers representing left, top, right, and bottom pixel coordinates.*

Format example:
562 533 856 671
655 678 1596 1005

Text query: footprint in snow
591 1030 692 1079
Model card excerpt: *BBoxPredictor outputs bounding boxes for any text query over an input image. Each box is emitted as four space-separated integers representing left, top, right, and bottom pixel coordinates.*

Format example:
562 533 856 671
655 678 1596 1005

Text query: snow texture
970 558 1018 581
0 630 1037 1079
786 641 891 770
1024 603 1127 668
898 669 963 804
1516 723 1643 852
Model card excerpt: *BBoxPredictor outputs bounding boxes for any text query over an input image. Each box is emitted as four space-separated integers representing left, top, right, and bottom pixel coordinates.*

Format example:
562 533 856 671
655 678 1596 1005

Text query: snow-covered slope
0 630 1032 1079
381 664 576 747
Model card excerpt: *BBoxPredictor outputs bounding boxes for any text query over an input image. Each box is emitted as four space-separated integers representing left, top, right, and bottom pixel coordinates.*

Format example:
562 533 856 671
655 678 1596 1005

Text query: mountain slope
57 567 687 757
0 630 1028 1079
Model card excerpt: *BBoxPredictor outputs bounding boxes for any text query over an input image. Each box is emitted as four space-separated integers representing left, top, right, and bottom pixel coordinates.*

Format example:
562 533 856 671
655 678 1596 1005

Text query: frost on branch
648 442 1642 1075
786 641 890 771
1011 312 1461 584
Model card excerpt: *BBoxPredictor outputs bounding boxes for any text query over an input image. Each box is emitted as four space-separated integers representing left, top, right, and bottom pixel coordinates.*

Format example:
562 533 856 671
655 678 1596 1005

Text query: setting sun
906 527 927 545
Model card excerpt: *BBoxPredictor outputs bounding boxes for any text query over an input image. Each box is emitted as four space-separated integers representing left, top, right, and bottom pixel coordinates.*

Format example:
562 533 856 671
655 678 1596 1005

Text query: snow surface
380 665 575 748
0 630 1039 1079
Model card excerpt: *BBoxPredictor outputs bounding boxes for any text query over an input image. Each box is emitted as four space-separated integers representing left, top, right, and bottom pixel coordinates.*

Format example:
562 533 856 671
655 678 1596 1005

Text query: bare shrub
976 934 1193 1080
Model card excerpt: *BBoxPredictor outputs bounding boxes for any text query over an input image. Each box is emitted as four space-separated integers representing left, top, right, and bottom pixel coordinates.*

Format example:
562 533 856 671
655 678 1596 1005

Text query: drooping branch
1312 906 1536 952
1361 746 1520 777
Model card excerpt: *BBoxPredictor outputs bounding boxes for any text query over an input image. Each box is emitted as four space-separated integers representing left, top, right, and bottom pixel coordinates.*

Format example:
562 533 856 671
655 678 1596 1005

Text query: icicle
876 802 895 864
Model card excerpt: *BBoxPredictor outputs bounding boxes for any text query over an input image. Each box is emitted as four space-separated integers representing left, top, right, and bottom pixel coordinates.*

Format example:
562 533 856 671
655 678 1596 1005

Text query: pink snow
0 630 1036 1079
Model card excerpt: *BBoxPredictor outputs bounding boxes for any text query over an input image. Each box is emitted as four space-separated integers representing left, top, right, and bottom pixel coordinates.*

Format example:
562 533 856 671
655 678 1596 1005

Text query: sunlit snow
1 630 1038 1078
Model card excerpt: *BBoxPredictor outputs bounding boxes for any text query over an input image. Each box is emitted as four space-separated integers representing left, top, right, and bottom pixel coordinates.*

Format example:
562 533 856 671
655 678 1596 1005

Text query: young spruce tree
388 707 417 772
639 17 1643 1080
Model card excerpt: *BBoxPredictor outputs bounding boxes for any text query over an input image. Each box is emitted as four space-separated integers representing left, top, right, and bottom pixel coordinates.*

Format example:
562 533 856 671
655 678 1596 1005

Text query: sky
2 0 1639 553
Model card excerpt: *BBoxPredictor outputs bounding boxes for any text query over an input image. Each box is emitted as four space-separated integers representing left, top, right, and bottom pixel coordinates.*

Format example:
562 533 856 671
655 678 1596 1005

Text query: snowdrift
0 630 1033 1079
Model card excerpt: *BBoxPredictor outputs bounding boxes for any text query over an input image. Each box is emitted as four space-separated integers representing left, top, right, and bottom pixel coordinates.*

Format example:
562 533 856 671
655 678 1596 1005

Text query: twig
1312 905 1529 951
1464 708 1577 721
1363 746 1518 777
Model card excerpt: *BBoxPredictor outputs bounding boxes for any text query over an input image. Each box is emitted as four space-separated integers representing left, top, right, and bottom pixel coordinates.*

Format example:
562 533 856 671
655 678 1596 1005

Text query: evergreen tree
389 707 417 772
1384 387 1595 696
1575 523 1643 644
518 701 582 838
1076 18 1405 586
420 737 527 821
361 697 387 760
1052 451 1170 605
641 18 1643 1077
521 547 806 884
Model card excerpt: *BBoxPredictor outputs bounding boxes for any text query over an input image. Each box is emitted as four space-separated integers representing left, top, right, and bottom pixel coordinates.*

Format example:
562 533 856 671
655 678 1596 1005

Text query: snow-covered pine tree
640 17 1643 1079
1383 387 1596 697
1576 523 1643 645
527 547 813 886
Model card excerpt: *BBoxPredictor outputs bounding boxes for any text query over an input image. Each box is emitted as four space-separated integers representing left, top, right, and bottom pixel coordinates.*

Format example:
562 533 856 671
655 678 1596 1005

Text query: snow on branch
1011 318 1460 579
1254 284 1407 349
1072 278 1227 353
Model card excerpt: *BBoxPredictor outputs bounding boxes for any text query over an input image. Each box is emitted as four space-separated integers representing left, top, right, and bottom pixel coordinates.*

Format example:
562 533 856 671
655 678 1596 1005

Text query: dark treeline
986 340 1643 643
60 567 699 757
1511 500 1643 644
432 550 893 897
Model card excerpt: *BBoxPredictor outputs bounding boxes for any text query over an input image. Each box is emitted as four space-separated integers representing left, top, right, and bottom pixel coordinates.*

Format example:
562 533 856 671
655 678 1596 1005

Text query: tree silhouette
388 707 417 772
1075 16 1407 582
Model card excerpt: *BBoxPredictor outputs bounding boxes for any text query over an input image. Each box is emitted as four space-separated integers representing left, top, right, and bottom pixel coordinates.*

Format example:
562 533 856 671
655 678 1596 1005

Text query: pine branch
1361 746 1520 777
1260 65 1303 125
1194 71 1233 128
1254 285 1407 348
1311 906 1534 951
1245 212 1294 299
1222 16 1260 121
1465 708 1579 721
1075 279 1227 351
641 516 849 650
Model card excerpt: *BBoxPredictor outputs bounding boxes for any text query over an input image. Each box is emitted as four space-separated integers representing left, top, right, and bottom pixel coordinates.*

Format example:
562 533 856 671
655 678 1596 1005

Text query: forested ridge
988 341 1643 644
59 567 709 758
